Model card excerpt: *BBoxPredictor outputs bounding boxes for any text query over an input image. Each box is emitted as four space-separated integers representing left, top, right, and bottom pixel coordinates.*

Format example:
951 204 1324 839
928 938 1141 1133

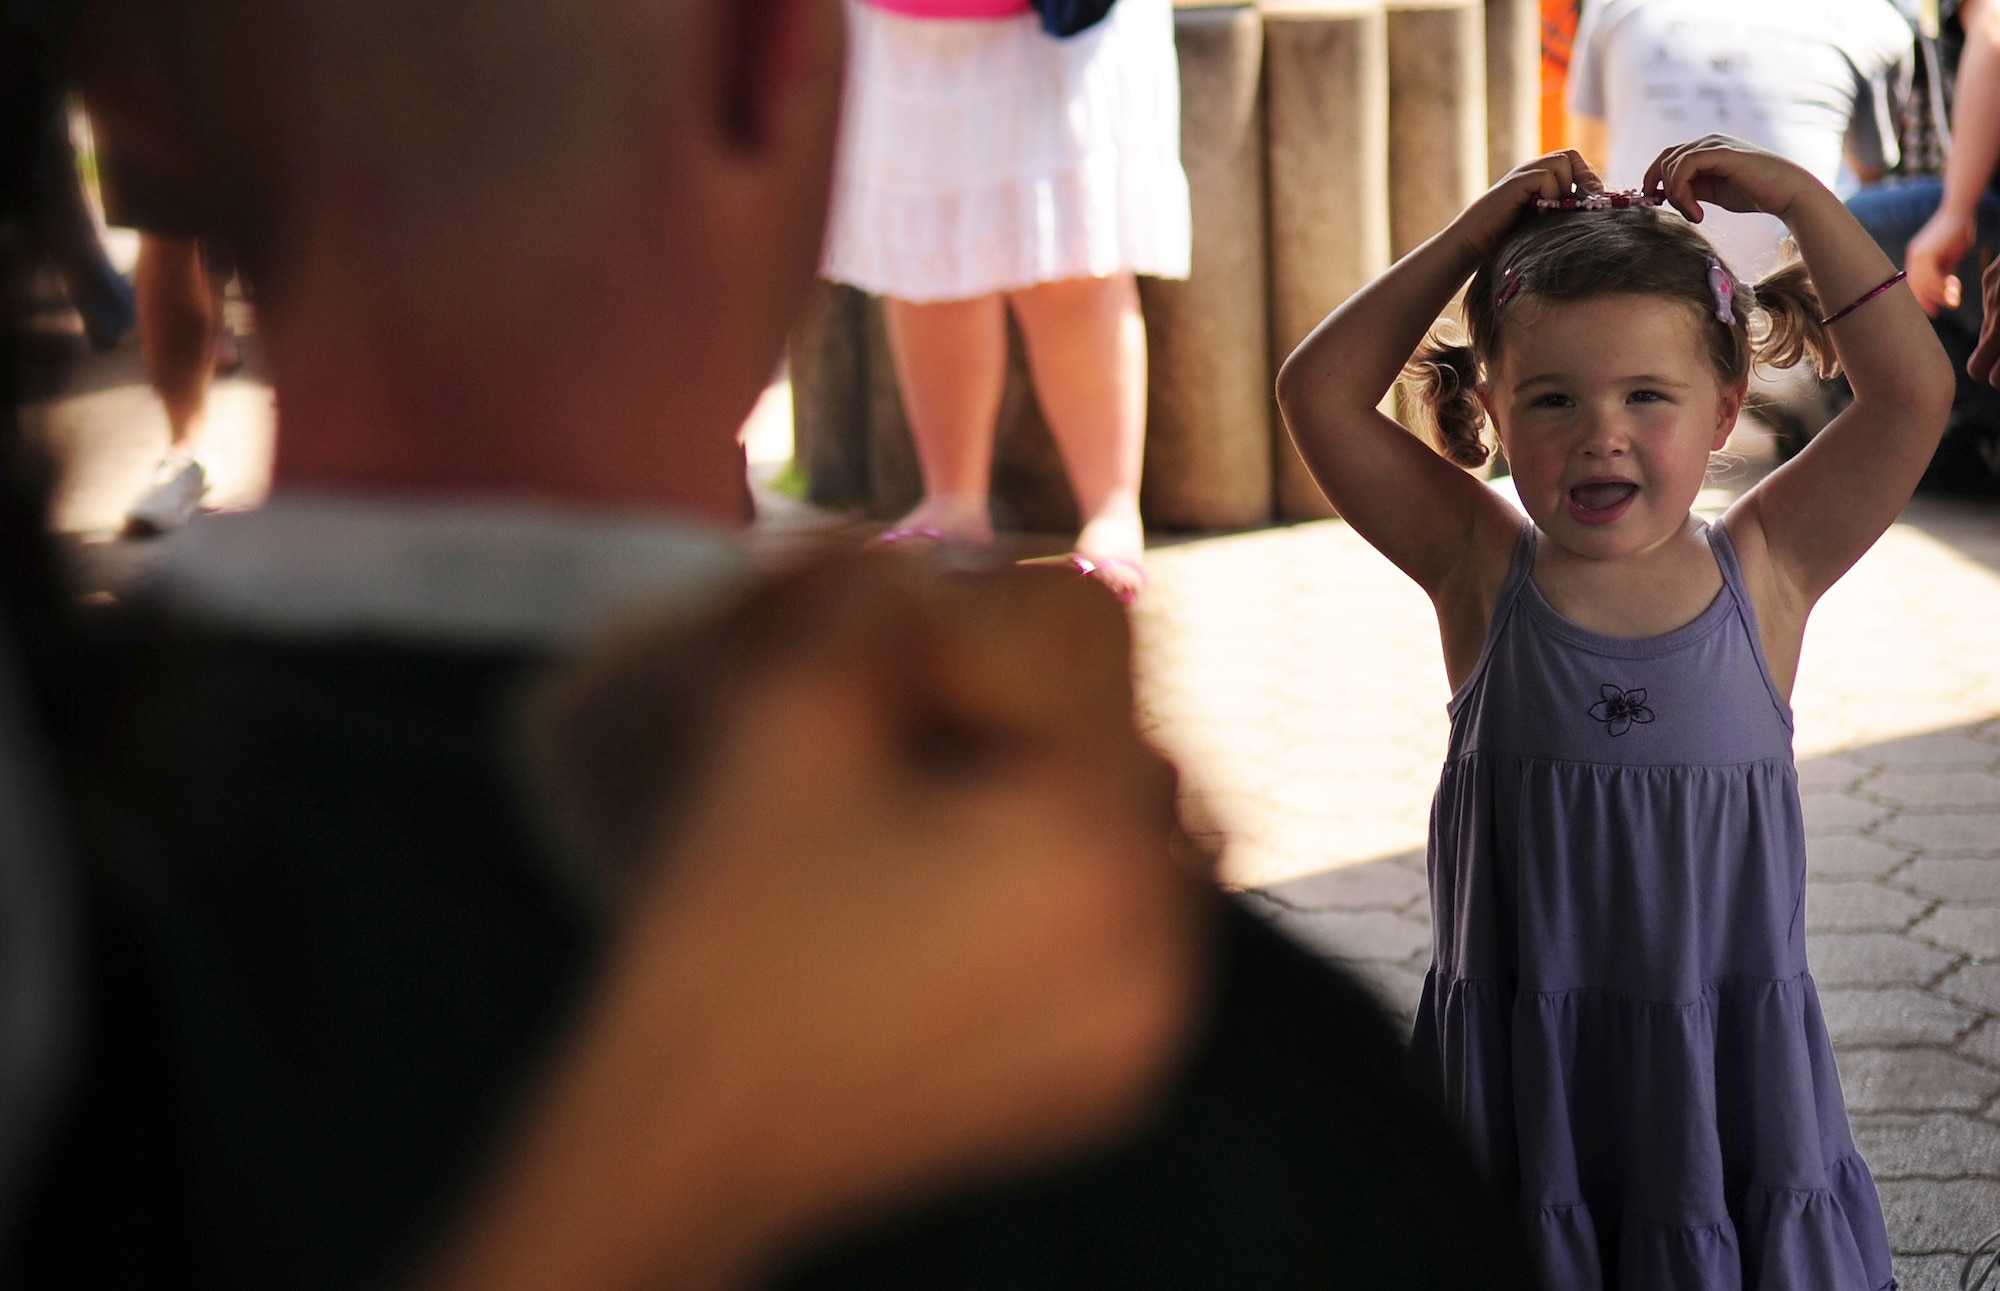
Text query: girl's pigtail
1751 261 1840 380
1399 326 1489 468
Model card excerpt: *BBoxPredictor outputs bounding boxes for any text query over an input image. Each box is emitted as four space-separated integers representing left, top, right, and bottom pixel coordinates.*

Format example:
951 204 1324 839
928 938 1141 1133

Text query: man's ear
1713 378 1747 450
718 0 837 153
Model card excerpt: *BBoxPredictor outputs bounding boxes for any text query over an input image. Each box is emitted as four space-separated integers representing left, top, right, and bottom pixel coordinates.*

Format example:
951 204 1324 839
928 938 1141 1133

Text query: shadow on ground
1899 493 2000 584
1241 718 2000 1289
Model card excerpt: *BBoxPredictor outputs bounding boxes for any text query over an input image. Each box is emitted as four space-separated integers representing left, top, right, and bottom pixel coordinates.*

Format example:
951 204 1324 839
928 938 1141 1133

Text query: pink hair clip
1706 257 1754 325
1531 188 1661 212
1495 271 1525 309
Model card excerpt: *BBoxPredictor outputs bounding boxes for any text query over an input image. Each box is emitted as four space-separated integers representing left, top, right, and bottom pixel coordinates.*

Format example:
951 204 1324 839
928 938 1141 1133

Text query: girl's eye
1530 393 1573 409
1629 389 1667 404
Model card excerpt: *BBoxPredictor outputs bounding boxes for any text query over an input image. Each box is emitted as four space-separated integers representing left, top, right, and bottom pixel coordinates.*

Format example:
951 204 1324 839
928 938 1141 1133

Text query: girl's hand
1642 135 1817 224
1452 150 1604 258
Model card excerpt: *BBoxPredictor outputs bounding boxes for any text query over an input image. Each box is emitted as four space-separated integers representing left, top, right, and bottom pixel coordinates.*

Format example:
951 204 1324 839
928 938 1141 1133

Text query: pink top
862 0 1032 18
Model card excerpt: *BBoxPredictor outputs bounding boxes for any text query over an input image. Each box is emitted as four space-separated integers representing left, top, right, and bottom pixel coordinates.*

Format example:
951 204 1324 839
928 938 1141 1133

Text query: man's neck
258 295 759 526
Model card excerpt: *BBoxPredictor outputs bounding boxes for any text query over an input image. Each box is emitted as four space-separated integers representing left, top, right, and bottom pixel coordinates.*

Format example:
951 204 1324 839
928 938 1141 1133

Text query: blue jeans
37 101 136 351
1845 176 2000 339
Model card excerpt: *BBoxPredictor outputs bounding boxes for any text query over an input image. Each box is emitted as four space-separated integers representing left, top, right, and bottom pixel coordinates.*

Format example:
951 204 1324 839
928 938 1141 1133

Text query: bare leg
882 294 1008 546
125 234 224 533
1008 273 1147 576
136 233 218 455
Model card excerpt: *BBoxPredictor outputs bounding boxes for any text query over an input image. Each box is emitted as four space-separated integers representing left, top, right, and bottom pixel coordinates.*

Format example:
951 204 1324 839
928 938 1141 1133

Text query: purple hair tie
1820 269 1906 326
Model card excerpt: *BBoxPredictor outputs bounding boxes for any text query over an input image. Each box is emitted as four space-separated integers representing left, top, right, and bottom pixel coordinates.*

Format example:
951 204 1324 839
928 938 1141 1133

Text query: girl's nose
1578 412 1631 458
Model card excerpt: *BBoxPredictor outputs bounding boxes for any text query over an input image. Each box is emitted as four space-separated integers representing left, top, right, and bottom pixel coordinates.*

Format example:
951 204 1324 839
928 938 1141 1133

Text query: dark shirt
11 503 1534 1288
16 618 595 1289
782 898 1535 1289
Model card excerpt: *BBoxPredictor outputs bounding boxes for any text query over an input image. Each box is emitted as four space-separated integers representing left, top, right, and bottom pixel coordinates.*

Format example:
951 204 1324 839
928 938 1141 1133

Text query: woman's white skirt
822 0 1192 302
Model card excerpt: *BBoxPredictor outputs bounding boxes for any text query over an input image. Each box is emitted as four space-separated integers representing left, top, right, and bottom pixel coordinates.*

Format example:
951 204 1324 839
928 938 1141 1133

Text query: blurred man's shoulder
778 901 1537 1289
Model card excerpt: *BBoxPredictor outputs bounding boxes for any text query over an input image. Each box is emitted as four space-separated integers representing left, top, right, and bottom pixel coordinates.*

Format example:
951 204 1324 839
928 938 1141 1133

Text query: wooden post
788 282 873 509
1385 0 1486 258
1263 0 1391 519
1483 0 1539 181
1142 1 1276 530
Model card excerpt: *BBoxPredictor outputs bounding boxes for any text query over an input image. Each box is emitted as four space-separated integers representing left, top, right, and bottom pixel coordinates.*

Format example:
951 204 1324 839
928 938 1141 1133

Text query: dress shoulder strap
1446 521 1537 716
1703 521 1792 723
1499 520 1537 605
1705 520 1750 601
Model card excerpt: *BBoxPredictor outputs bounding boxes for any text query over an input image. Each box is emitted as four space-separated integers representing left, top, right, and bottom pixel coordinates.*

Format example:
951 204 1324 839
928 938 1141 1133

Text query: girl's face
1482 294 1744 564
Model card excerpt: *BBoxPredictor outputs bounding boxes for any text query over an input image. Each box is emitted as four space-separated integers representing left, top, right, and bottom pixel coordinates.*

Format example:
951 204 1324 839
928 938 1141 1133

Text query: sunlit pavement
33 347 2000 1286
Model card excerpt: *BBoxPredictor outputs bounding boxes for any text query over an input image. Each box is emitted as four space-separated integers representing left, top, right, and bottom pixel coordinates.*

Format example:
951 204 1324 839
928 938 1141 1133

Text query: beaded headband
1498 188 1662 309
1496 187 1754 326
1531 188 1664 212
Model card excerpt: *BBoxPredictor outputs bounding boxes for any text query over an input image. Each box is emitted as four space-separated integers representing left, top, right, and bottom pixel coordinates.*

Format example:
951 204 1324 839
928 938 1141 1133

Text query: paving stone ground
32 345 2000 1286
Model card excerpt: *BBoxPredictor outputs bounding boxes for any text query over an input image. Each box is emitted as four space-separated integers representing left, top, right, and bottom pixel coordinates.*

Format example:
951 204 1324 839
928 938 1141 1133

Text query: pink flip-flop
870 525 951 548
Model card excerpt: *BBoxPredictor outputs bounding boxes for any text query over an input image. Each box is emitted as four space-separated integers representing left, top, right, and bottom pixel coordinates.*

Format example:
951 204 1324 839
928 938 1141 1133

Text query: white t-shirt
155 494 748 646
1568 0 1913 277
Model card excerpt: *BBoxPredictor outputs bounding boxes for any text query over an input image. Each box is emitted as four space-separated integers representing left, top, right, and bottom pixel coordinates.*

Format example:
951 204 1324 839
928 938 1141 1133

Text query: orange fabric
1540 0 1581 152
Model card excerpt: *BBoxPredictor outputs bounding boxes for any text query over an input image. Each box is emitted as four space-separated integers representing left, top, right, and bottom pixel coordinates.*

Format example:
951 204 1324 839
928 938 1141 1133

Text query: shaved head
76 0 845 521
85 0 695 252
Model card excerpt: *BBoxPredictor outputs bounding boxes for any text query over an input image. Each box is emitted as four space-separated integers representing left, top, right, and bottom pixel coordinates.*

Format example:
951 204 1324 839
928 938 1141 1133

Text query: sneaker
124 456 210 537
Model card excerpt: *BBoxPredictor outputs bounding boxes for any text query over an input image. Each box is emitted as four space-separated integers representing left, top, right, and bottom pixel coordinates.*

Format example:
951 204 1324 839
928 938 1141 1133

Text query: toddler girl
1277 137 1954 1289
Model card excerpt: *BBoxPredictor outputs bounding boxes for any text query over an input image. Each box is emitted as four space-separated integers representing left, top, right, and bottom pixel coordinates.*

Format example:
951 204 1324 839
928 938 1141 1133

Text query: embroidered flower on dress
1588 684 1655 736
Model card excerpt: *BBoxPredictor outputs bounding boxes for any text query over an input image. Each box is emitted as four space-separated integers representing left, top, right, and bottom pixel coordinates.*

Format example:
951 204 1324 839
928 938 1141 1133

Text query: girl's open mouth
1567 481 1639 526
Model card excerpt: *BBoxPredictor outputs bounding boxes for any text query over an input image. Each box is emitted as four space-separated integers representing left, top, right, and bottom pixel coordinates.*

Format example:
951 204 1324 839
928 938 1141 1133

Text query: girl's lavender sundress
1411 522 1895 1291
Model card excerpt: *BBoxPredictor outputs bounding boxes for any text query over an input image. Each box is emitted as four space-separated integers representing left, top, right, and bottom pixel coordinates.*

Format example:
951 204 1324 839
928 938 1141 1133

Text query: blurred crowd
1552 0 2000 490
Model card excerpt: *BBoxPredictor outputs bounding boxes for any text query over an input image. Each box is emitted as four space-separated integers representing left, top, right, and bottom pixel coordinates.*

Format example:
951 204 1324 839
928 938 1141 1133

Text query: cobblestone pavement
1132 489 2000 1288
31 350 2000 1284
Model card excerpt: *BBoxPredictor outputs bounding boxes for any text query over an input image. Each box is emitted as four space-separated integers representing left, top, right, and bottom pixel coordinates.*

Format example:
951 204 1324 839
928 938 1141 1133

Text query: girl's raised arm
1276 154 1596 605
1648 139 1955 616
